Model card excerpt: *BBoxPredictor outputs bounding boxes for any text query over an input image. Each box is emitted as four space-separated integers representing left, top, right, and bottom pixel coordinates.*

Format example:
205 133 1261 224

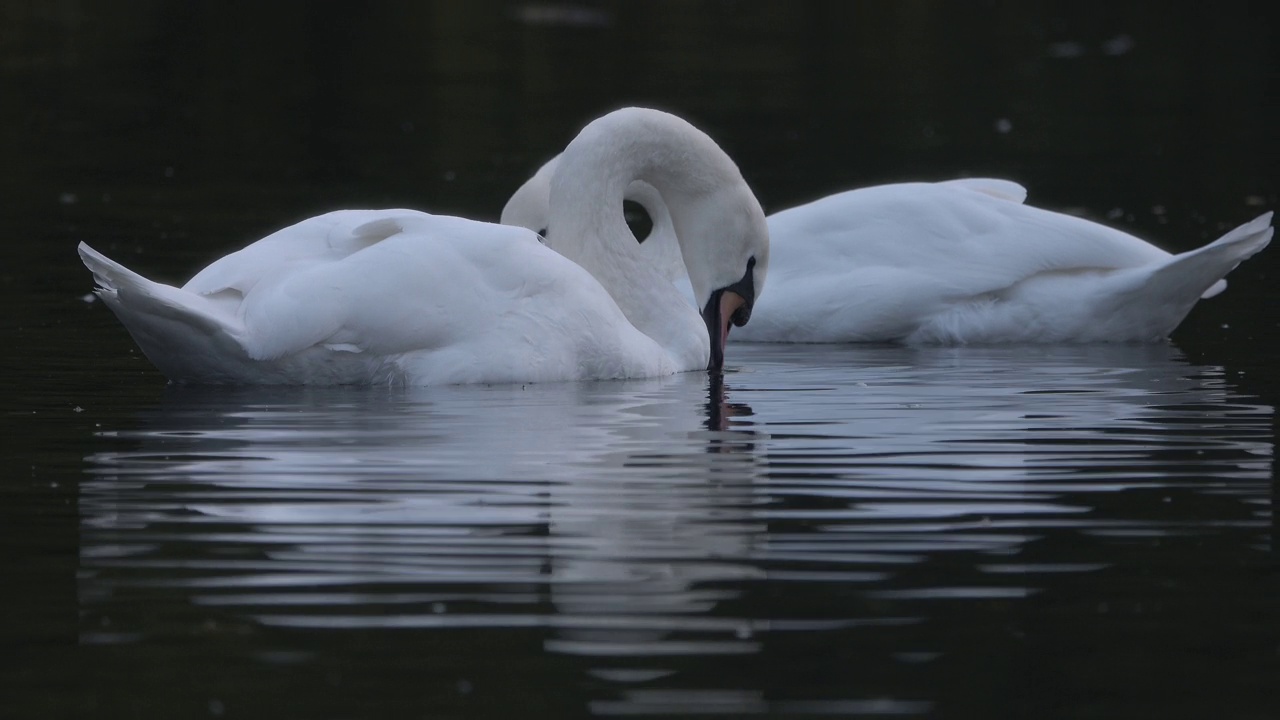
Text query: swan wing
765 181 1173 301
84 210 669 384
227 211 669 382
737 181 1240 342
181 209 421 297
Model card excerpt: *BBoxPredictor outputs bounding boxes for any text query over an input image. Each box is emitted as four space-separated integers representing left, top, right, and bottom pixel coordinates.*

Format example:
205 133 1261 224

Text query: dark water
4 3 1279 718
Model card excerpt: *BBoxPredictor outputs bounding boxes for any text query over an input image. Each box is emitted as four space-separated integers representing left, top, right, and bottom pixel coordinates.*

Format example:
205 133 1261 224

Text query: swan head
501 154 561 240
667 182 767 372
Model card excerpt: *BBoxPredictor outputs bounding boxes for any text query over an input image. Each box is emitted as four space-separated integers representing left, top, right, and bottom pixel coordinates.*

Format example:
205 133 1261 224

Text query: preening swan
503 156 1271 344
78 107 769 385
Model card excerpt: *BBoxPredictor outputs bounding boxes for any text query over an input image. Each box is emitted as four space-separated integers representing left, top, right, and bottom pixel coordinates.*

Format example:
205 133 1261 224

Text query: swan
503 155 1271 344
78 107 769 385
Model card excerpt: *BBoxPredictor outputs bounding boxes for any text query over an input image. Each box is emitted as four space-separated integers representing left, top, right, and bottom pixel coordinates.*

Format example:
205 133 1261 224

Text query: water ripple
77 343 1272 712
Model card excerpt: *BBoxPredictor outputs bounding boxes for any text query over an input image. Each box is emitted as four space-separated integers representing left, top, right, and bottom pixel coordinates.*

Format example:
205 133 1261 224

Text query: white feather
504 160 1270 344
79 108 770 385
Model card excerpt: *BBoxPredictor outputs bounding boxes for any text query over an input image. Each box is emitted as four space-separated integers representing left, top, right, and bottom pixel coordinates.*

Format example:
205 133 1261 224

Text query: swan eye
623 200 653 244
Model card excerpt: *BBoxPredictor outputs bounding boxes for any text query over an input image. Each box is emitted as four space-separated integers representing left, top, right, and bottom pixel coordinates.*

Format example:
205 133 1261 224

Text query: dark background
3 2 1276 279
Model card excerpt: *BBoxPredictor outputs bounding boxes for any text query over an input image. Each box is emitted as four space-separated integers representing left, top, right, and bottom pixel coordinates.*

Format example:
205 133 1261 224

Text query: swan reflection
545 371 765 661
80 372 767 635
79 343 1271 711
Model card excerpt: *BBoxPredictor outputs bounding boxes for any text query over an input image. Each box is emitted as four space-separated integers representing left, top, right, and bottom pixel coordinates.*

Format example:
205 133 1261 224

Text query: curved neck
546 109 752 368
539 108 768 373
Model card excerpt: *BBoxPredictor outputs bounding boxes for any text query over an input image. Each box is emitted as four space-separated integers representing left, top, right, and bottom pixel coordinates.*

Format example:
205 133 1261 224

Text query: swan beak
702 256 757 372
703 289 748 372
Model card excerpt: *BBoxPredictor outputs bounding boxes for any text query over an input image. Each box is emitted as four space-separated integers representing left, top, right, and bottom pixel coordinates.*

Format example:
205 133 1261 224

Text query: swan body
80 108 769 385
503 157 1271 344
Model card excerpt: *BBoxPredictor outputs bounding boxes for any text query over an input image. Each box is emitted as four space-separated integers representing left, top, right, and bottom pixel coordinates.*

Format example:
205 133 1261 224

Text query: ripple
77 343 1273 708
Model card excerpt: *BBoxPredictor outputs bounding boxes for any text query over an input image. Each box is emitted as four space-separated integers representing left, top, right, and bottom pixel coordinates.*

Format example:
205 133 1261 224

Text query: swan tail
1152 212 1272 301
79 242 252 382
1103 212 1272 339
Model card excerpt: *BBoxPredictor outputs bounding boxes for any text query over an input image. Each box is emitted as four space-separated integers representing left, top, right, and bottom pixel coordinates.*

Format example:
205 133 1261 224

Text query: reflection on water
77 344 1272 716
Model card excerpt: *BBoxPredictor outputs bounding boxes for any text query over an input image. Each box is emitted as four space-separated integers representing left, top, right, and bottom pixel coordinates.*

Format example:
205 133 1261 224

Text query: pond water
10 340 1280 717
4 3 1279 719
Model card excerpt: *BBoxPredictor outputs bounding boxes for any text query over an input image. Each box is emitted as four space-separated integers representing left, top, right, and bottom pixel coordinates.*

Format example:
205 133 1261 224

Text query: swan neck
546 110 745 369
548 111 736 300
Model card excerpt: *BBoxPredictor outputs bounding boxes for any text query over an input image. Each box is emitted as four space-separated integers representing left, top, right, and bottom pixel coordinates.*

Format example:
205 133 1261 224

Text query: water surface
64 344 1276 717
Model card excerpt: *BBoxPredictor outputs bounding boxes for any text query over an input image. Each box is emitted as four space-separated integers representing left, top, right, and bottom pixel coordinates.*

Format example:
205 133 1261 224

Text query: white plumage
503 158 1271 344
79 108 769 385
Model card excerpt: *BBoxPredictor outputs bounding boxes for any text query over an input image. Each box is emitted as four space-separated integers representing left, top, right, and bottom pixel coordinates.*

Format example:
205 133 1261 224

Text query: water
46 345 1280 718
5 3 1280 718
12 341 1279 717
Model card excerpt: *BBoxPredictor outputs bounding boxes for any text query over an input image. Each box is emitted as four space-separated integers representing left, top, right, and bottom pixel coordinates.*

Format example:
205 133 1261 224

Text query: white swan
78 108 769 385
503 156 1271 344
